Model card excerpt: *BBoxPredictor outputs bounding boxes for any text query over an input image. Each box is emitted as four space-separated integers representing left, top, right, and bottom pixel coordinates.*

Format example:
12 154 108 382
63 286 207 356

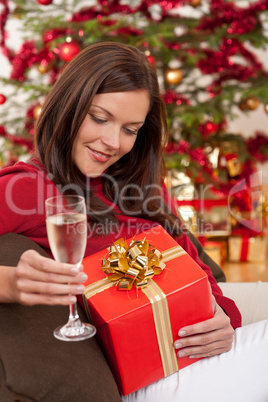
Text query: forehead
91 91 150 120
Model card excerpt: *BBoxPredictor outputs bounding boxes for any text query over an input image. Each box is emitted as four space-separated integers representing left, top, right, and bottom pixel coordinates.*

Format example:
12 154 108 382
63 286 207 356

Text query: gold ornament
239 95 260 111
190 0 202 7
246 95 260 110
33 104 42 120
37 61 53 74
164 68 183 85
264 104 268 114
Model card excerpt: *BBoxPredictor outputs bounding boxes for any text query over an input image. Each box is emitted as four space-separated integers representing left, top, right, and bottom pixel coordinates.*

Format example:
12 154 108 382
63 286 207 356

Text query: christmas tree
1 0 268 199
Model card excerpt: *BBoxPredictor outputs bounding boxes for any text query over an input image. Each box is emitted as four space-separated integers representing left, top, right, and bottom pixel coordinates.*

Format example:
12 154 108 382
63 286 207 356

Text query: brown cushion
0 234 122 402
0 233 49 266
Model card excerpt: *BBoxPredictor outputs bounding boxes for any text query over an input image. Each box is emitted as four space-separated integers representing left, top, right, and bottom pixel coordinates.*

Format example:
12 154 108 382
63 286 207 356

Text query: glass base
54 322 96 342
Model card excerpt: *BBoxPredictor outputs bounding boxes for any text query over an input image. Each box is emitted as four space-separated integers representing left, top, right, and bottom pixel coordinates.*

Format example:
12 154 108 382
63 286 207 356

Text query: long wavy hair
35 41 181 236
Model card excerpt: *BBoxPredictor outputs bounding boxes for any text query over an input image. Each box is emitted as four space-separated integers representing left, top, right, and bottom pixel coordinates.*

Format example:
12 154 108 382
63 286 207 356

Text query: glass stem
68 302 81 325
67 277 81 325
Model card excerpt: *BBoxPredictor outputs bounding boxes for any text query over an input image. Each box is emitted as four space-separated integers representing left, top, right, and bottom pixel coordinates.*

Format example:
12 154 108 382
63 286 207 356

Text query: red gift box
228 228 267 262
80 225 213 396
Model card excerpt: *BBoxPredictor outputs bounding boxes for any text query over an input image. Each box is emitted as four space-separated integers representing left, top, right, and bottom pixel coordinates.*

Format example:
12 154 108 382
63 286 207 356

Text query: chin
85 171 103 178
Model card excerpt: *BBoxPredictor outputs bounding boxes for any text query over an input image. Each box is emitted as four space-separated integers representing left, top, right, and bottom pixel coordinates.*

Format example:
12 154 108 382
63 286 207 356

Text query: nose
101 125 120 150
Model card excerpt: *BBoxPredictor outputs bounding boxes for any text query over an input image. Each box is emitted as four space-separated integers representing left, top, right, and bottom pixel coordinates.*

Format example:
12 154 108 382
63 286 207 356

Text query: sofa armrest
0 233 49 266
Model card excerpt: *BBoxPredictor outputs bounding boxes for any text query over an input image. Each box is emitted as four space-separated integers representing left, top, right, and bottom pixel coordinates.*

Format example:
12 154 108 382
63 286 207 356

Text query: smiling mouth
87 147 113 161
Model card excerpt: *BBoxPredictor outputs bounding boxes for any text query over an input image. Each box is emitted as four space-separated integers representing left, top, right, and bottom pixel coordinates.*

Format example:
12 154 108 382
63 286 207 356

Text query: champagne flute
45 195 96 341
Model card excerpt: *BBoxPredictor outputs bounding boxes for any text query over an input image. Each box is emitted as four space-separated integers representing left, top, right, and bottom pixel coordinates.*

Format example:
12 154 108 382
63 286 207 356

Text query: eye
124 127 138 136
89 114 107 124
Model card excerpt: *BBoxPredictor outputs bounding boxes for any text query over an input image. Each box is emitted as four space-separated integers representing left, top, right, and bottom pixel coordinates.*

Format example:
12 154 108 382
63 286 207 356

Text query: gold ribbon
83 242 187 377
101 238 166 291
142 279 179 376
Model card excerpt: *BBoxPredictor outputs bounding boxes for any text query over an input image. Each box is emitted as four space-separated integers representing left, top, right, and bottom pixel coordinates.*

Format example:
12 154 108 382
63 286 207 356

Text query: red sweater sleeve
162 184 242 329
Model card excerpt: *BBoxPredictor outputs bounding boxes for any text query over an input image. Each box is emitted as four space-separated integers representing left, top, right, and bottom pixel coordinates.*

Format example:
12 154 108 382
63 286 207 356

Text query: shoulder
0 158 55 192
0 158 46 179
0 159 59 216
0 159 59 236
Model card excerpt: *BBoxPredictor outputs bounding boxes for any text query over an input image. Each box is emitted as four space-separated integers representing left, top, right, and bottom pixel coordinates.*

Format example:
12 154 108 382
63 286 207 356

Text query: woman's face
72 90 150 178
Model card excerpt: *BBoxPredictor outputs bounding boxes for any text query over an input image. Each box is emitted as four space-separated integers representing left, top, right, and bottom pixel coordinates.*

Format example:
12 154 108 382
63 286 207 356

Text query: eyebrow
90 104 145 125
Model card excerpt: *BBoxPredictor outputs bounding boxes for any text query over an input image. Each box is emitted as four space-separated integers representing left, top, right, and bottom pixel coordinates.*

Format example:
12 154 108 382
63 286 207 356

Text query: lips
87 147 113 162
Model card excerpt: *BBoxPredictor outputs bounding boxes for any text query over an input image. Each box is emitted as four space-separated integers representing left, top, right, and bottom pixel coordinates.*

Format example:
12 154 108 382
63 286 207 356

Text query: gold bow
101 238 166 290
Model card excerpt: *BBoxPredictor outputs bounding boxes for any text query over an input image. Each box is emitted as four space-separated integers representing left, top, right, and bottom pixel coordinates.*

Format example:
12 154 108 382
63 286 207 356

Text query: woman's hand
10 249 88 306
174 294 234 359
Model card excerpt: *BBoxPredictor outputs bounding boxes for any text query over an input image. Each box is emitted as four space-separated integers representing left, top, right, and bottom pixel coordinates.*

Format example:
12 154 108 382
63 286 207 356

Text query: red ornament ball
199 121 219 137
58 41 81 62
146 55 155 66
36 0 53 5
0 94 7 105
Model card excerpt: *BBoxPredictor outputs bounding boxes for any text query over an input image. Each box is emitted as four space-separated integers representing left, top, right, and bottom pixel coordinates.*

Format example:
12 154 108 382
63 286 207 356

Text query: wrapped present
228 230 267 262
80 225 213 396
198 237 226 267
224 152 243 177
229 170 263 233
175 199 231 237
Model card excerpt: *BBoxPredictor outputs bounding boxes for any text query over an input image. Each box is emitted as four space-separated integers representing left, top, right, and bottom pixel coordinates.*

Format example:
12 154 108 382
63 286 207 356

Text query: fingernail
76 285 85 293
178 351 186 358
70 267 79 275
189 355 196 359
179 330 187 337
80 273 88 282
174 341 182 349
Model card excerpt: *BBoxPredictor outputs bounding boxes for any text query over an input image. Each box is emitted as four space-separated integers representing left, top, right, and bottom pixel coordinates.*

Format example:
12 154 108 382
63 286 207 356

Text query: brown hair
35 41 181 236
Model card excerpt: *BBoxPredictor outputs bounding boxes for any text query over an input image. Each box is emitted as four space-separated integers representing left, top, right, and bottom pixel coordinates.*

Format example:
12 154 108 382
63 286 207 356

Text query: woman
0 42 267 401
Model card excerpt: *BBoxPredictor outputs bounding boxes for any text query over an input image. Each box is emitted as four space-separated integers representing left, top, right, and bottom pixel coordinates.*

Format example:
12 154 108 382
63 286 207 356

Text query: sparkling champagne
46 213 87 265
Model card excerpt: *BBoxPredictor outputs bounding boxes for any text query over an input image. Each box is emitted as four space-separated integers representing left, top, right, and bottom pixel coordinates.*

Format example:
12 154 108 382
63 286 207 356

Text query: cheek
121 137 137 155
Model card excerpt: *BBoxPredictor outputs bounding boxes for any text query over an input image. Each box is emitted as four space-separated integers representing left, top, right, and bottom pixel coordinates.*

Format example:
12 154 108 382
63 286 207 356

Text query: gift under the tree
80 225 213 396
174 199 231 237
229 170 263 233
198 237 226 267
228 229 267 262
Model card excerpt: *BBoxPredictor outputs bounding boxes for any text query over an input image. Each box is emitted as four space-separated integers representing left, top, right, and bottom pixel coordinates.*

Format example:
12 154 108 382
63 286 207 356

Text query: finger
16 279 86 298
175 327 233 351
178 307 231 337
20 250 83 276
176 337 233 358
17 262 88 285
18 292 77 306
178 318 218 338
178 343 233 359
